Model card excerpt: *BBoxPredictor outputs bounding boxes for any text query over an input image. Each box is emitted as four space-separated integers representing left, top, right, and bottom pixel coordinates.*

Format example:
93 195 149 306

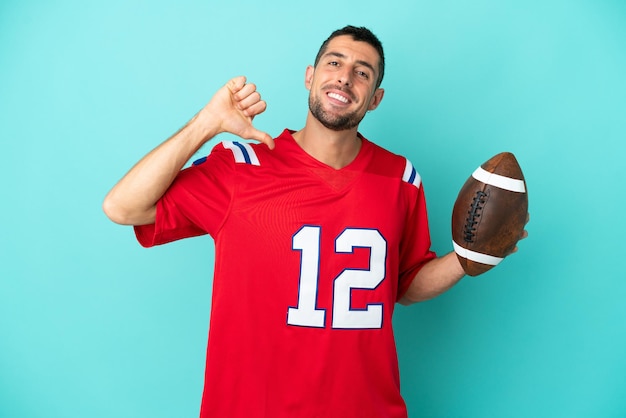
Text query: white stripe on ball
472 166 526 193
453 241 504 266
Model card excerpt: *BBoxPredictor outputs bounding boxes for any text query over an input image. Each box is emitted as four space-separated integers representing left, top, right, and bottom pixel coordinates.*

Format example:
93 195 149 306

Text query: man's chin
310 99 364 131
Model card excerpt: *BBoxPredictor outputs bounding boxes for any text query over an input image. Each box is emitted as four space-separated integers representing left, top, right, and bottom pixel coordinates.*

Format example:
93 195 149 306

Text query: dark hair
314 25 385 88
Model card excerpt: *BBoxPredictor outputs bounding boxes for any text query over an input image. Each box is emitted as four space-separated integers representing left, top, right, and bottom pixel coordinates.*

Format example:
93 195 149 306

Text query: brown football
452 152 528 276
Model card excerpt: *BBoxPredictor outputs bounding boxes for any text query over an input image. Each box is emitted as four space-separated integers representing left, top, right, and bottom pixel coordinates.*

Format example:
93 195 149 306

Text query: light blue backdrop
1 0 625 417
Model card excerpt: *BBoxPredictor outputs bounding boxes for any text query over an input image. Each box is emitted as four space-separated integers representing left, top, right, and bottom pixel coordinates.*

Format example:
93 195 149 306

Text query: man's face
306 35 384 131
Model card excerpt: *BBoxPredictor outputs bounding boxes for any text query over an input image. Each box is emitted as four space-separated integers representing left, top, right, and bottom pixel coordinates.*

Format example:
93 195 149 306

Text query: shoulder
218 140 262 166
194 129 295 169
191 140 264 168
362 137 422 189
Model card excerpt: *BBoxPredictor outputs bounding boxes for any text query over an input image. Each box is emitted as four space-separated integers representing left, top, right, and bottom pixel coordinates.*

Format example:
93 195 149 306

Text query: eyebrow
323 51 377 76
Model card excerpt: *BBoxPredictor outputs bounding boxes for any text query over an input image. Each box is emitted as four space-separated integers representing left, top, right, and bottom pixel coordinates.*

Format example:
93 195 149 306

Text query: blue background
1 0 625 417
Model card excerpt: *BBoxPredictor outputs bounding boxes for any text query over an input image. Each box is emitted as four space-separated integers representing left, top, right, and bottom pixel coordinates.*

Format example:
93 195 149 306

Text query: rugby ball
452 152 528 276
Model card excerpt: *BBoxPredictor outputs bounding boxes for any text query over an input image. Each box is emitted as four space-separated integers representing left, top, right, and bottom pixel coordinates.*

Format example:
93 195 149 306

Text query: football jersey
134 129 437 418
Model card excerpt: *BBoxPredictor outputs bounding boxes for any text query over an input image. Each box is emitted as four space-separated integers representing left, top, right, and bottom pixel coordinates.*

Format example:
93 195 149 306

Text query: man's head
314 26 385 89
305 26 386 132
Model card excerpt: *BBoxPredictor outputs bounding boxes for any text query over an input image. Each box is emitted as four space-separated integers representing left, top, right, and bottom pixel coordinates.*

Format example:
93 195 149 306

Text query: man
104 26 510 418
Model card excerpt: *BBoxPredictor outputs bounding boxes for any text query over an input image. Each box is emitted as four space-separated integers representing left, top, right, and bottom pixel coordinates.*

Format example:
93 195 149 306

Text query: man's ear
368 88 385 111
304 65 314 90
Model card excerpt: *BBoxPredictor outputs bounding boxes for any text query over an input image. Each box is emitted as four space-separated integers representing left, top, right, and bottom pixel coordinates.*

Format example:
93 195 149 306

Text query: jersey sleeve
134 143 236 247
396 178 437 300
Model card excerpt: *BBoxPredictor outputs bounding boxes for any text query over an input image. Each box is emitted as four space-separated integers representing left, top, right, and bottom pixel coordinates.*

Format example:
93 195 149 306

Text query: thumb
246 129 275 150
226 76 246 94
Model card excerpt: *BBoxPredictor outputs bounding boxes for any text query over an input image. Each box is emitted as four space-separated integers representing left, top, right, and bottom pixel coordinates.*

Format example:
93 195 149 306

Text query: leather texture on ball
452 152 528 276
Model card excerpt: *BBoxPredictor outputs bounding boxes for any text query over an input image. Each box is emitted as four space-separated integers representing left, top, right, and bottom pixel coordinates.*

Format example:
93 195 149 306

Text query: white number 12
287 226 387 329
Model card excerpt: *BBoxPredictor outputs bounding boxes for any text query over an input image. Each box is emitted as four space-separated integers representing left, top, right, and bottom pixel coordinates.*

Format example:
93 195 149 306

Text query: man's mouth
327 92 350 104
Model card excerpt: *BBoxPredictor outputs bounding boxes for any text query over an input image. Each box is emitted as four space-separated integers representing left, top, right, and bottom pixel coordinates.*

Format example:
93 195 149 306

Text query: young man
104 26 469 418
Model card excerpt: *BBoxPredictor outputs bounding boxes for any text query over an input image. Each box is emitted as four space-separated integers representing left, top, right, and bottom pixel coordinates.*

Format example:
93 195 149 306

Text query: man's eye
329 61 339 66
357 71 369 79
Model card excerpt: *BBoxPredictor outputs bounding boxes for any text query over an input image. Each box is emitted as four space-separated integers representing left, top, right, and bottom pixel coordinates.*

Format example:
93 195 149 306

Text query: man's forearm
102 113 218 226
399 252 466 305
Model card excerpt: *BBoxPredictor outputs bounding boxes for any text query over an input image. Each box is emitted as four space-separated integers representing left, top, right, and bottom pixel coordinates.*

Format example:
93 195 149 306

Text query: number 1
287 226 326 328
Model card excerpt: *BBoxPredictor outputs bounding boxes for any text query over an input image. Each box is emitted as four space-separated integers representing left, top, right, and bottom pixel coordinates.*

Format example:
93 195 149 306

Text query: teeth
328 92 349 103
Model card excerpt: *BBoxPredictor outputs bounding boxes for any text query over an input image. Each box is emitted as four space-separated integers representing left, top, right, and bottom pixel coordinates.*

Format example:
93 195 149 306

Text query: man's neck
292 114 362 170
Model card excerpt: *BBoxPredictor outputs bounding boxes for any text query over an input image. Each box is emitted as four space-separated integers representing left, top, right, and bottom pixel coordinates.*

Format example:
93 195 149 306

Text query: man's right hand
197 76 275 149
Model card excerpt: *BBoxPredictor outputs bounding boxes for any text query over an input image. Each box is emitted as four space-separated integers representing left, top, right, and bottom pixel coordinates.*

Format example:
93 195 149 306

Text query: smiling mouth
327 92 350 104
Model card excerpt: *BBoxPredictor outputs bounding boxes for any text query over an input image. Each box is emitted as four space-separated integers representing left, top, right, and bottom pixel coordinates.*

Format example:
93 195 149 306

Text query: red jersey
135 129 436 418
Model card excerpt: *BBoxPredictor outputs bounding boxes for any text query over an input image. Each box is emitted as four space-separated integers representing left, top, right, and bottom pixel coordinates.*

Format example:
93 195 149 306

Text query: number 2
287 226 387 329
